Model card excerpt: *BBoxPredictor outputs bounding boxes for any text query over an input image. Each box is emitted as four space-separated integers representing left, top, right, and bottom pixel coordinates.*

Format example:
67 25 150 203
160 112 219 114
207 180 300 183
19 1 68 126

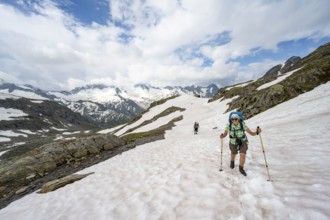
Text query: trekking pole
219 135 223 171
257 126 271 181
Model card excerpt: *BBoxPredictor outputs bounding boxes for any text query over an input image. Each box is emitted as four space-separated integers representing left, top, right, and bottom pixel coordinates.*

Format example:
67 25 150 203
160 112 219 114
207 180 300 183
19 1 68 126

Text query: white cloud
0 0 329 90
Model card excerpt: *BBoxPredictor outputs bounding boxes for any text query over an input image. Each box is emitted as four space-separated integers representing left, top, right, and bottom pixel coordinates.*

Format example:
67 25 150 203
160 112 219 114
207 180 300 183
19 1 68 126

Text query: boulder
38 172 94 193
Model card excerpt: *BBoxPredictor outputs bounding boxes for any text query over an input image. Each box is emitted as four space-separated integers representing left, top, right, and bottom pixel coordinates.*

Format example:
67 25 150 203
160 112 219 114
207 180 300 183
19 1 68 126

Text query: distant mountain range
0 82 219 128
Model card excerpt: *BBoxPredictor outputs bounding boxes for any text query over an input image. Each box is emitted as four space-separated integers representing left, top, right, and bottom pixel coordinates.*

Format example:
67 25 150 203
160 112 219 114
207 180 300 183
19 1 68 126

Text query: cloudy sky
0 0 330 91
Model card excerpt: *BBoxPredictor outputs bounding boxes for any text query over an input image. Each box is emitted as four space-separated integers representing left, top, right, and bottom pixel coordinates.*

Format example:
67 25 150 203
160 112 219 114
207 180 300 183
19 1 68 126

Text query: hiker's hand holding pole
220 131 227 139
256 126 262 135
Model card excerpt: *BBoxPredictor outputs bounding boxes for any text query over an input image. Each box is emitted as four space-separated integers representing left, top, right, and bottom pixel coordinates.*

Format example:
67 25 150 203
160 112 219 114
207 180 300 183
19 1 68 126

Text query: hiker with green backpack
220 112 262 176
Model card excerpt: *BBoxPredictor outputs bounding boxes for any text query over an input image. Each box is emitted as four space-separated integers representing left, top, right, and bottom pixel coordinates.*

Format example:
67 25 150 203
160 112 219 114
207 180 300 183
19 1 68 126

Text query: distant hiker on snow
220 112 262 176
194 122 199 134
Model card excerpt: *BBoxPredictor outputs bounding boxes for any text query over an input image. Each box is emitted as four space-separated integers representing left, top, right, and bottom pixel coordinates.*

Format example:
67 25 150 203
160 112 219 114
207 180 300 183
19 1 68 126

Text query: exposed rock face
0 98 98 131
261 56 302 79
210 42 330 119
0 97 99 151
281 56 301 73
262 64 282 78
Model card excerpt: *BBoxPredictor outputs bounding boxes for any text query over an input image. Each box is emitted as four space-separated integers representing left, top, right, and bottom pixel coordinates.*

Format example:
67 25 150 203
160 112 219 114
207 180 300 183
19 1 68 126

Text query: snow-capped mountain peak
0 82 219 127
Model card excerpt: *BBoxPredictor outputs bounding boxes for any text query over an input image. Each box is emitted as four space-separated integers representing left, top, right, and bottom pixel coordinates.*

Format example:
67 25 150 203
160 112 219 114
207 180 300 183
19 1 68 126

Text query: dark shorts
229 140 248 154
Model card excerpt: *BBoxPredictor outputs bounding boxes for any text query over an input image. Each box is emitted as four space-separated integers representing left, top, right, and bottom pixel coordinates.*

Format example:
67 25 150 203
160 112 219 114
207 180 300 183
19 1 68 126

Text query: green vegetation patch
148 95 179 109
122 115 183 143
123 106 185 135
111 95 180 135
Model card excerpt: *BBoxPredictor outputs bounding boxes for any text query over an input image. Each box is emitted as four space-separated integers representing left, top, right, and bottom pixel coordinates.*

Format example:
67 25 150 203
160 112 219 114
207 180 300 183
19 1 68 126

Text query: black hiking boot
239 166 247 176
230 161 235 169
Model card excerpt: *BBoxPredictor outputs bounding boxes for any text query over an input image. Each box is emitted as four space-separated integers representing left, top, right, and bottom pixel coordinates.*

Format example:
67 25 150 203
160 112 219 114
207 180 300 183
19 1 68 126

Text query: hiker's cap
231 113 239 119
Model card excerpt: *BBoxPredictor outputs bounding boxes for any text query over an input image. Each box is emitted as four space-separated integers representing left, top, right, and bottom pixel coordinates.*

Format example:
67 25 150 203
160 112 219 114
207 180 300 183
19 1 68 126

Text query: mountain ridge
0 81 219 127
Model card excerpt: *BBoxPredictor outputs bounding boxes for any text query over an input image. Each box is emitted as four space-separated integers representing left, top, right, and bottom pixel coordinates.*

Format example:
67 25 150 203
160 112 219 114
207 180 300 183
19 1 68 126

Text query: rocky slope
0 95 99 151
0 133 125 209
0 103 182 209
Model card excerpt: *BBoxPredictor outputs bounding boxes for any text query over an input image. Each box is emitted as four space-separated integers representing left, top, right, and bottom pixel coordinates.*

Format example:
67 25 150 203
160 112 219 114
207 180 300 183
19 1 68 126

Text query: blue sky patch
57 0 110 25
1 0 110 25
230 36 330 65
205 31 231 47
175 45 214 67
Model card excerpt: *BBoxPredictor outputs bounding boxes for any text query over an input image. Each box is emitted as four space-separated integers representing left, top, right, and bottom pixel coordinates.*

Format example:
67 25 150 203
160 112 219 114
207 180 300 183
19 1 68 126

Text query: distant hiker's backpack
228 111 246 143
194 122 199 130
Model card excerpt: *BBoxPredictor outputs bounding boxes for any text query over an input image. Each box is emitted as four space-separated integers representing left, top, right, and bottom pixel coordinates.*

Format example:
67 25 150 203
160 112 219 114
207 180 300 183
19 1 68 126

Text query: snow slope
256 67 302 90
0 107 27 121
1 82 330 220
